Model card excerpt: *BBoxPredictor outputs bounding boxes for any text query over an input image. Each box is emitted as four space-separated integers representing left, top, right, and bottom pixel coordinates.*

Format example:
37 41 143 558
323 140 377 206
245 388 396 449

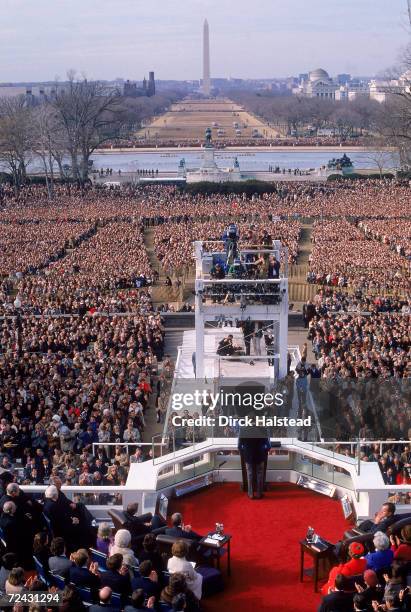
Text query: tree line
0 74 182 196
227 43 411 165
227 90 382 139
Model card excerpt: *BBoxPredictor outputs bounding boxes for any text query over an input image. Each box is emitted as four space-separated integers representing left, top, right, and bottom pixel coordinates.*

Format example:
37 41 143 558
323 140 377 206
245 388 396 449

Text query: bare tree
0 96 34 193
32 105 58 199
377 41 411 168
363 136 398 177
51 74 124 185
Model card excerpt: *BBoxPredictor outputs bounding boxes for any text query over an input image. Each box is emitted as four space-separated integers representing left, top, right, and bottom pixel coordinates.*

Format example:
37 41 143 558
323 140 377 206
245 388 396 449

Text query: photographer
217 334 237 357
210 262 225 279
222 224 240 265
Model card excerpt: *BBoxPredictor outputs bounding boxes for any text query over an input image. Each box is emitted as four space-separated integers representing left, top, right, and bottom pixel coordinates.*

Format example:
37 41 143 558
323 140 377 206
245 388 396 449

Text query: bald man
89 587 120 612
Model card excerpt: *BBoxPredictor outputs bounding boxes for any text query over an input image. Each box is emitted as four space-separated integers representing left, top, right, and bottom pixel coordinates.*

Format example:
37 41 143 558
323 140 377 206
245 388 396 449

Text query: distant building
335 82 369 101
337 73 351 85
0 84 56 103
147 72 155 97
293 68 338 99
123 73 156 98
369 71 411 103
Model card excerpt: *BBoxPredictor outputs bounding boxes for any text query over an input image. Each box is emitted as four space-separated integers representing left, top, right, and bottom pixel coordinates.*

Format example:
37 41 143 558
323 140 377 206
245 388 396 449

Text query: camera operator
210 262 225 279
223 224 240 265
217 334 238 357
210 262 225 303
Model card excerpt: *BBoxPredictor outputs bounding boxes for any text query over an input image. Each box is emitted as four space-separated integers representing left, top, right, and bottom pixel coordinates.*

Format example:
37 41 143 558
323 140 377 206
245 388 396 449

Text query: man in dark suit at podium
238 421 271 499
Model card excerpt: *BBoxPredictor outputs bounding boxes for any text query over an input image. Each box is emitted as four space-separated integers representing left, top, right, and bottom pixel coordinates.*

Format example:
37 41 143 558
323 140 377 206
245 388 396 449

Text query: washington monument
202 19 211 96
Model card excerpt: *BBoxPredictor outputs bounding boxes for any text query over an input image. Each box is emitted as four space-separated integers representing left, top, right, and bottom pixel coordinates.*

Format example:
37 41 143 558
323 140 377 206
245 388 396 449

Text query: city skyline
0 0 409 82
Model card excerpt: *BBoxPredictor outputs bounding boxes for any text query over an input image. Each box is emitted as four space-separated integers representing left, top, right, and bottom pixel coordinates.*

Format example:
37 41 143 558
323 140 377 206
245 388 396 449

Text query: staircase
289 222 317 304
298 224 313 265
163 314 195 360
144 227 183 306
163 329 186 360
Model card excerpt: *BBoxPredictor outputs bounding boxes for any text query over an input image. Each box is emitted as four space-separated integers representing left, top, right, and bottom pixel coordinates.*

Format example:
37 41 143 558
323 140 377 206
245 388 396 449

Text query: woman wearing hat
322 541 367 595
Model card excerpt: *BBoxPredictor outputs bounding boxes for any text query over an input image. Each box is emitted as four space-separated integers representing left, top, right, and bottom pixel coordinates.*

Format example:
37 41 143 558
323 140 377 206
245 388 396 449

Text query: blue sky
0 0 409 81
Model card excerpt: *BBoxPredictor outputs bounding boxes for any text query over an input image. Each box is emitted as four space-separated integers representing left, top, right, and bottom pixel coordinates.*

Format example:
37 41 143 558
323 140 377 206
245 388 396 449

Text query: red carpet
169 483 352 612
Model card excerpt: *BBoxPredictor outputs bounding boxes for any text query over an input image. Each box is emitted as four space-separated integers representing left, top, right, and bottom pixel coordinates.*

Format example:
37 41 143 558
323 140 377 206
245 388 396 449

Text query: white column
202 19 211 96
279 279 288 379
195 291 205 379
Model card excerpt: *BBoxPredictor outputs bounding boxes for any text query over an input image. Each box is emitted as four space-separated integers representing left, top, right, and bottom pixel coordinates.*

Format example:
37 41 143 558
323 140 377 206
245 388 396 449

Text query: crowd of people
100 135 365 149
0 476 210 611
317 501 411 611
308 220 410 294
0 221 95 277
0 186 175 492
0 176 409 611
359 220 411 260
0 310 168 486
152 219 301 274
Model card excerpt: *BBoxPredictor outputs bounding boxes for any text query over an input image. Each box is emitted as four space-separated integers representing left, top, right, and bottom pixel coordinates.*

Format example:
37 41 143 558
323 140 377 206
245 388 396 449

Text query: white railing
16 438 411 521
91 442 166 456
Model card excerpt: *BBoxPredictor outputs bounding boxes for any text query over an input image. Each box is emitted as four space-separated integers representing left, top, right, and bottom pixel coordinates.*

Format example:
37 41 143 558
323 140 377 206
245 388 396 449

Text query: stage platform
175 326 299 379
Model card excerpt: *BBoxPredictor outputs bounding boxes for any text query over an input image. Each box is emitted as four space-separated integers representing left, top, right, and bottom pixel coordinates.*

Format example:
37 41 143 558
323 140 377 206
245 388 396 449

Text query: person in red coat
322 542 367 595
390 525 411 562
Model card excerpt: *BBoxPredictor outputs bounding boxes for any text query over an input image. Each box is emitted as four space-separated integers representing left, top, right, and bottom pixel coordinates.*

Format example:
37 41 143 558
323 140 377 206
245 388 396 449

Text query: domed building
309 68 330 81
295 68 338 99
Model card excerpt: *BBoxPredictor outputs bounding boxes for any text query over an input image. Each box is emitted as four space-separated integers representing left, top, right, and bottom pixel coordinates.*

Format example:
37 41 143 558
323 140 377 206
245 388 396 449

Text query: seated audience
5 566 25 595
109 529 139 569
322 542 367 595
0 553 18 592
383 561 406 600
131 560 160 599
165 513 202 541
353 593 369 612
167 541 202 601
96 523 113 556
366 532 394 572
48 537 72 577
33 531 50 572
124 502 165 536
355 569 384 606
390 526 411 562
372 593 403 611
318 574 354 612
138 533 164 576
160 573 200 612
124 588 155 611
358 503 397 535
68 548 101 591
89 586 120 612
60 584 87 612
100 554 132 600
